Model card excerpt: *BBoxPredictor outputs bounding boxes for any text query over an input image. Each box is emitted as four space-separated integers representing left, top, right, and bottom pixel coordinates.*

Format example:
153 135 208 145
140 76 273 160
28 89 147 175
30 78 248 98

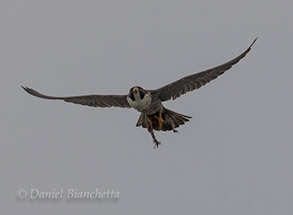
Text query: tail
136 108 192 131
161 108 192 131
136 113 148 128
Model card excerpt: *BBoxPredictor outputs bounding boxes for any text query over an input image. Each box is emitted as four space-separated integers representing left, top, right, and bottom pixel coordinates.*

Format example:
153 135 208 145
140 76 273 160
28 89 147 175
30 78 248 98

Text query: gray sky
1 0 293 214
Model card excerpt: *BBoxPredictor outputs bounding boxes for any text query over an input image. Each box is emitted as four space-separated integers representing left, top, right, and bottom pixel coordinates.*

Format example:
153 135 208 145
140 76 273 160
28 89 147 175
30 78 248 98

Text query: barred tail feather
135 108 192 131
162 108 191 131
136 113 148 128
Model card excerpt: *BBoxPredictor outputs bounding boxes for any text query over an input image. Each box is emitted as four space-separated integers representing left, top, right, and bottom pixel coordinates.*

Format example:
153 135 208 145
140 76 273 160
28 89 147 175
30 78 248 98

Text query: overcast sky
1 0 293 214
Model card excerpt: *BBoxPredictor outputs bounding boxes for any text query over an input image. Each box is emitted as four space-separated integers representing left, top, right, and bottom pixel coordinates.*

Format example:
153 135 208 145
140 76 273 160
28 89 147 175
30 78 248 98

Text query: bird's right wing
22 87 131 108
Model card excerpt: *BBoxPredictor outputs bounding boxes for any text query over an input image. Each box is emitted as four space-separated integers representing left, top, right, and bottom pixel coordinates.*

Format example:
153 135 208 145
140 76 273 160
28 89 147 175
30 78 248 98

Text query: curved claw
153 140 161 149
147 123 162 149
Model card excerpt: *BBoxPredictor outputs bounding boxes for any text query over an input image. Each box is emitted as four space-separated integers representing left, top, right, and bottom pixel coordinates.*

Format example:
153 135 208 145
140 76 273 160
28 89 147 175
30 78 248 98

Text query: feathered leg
165 114 178 133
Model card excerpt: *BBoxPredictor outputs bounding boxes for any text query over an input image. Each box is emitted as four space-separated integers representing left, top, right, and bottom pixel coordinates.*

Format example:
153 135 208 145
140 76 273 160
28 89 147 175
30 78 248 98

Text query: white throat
133 93 142 101
127 92 152 112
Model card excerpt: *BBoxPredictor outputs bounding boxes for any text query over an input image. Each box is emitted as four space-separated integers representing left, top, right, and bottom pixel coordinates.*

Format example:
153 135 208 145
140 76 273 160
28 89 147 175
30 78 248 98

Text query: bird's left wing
22 87 131 108
151 38 257 101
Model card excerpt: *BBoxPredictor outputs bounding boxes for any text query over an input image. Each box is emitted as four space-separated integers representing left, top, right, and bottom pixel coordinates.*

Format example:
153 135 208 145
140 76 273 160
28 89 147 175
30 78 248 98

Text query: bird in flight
23 38 257 148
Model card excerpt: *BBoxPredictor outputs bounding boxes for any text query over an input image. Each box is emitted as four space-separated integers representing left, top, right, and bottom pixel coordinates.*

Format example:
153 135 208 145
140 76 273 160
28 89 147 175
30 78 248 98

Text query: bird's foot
151 131 161 149
147 121 161 149
153 139 161 149
153 113 164 131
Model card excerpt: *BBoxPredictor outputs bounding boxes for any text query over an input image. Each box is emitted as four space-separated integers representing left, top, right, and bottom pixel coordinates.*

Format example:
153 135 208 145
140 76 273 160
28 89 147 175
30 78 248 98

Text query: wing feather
22 87 131 108
151 38 257 101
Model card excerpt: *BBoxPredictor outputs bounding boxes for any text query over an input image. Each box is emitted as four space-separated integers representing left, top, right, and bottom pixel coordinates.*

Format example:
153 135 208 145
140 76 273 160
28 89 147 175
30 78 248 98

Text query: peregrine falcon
22 38 257 148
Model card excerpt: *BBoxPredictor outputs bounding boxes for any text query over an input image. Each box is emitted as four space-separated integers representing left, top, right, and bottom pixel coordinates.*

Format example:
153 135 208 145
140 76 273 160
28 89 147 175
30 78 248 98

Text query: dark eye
129 92 135 101
139 90 145 99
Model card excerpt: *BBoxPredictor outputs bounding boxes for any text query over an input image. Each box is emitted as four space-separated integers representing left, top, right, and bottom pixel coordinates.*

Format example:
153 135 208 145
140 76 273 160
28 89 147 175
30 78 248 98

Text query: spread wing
151 38 257 101
22 87 131 108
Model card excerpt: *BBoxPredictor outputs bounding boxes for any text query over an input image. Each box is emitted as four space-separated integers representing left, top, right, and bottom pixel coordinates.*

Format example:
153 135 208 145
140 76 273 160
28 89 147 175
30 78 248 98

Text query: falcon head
129 86 146 101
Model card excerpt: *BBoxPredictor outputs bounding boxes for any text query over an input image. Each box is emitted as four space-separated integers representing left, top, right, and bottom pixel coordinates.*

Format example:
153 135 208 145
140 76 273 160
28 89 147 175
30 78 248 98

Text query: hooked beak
133 87 139 94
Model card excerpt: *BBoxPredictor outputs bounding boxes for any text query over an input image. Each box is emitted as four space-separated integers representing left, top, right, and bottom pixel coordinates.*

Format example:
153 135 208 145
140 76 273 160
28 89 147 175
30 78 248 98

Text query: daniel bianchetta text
17 188 120 200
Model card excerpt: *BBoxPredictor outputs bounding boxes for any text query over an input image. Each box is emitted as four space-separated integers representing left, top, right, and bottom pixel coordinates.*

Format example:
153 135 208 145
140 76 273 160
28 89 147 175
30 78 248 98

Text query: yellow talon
154 113 164 130
147 117 152 125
